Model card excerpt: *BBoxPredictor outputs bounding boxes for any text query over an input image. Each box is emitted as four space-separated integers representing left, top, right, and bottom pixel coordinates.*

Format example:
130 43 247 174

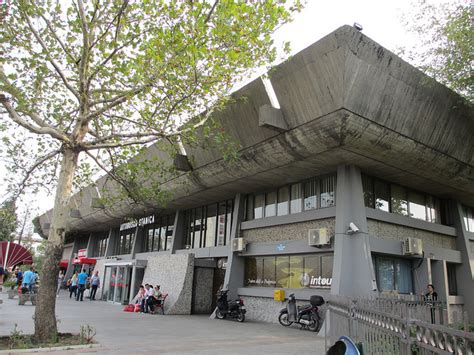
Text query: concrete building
39 26 474 323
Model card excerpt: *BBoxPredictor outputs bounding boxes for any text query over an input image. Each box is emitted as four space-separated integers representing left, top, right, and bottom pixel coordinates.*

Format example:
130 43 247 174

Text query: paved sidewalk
0 291 326 354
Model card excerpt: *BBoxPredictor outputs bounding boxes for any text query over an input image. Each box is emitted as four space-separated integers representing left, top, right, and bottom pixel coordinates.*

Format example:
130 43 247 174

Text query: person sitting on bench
146 285 162 314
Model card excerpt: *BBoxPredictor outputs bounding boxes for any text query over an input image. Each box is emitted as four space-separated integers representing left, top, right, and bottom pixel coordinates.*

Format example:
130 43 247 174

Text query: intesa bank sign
300 273 332 288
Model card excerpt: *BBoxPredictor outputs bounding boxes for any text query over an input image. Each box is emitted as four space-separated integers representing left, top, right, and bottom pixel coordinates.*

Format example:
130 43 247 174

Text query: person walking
21 267 34 293
90 271 100 301
57 271 65 296
424 284 438 324
76 269 88 301
69 272 78 298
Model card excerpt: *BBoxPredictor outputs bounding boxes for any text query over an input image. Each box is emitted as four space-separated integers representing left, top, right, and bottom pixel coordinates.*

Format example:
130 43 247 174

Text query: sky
0 0 454 234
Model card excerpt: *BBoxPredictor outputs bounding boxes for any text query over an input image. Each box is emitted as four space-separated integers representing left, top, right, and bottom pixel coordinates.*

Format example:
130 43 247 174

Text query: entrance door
103 265 132 304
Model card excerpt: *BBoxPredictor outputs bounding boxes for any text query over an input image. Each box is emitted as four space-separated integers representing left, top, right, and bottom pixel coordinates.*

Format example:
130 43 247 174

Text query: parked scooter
215 289 246 322
278 294 324 331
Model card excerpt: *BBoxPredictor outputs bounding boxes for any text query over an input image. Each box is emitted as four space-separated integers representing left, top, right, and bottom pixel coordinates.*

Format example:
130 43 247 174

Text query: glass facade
143 215 174 253
374 256 413 294
184 199 233 249
463 206 474 232
117 229 134 255
96 235 108 257
362 175 446 224
244 174 336 221
244 253 333 289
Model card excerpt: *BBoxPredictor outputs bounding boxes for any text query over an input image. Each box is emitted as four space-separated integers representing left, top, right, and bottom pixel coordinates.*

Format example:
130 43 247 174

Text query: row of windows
96 236 108 257
184 199 233 249
143 215 174 252
362 175 450 224
117 229 135 255
244 254 333 289
244 175 336 221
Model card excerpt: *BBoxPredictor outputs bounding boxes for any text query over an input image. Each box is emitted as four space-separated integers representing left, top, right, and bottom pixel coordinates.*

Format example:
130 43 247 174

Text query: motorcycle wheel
237 312 245 323
216 309 226 319
307 315 320 332
278 312 293 326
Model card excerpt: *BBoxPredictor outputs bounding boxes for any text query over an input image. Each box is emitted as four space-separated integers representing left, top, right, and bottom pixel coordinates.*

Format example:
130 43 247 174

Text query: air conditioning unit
232 238 247 252
308 228 331 247
403 237 423 256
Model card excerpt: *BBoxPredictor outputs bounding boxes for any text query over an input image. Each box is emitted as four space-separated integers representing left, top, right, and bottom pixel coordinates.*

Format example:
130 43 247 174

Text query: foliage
8 324 29 350
0 0 302 340
0 198 17 241
2 280 17 288
400 0 473 102
79 325 96 344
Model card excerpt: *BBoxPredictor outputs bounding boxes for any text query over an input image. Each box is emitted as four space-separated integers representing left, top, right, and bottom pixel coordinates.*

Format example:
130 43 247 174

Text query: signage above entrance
120 215 155 231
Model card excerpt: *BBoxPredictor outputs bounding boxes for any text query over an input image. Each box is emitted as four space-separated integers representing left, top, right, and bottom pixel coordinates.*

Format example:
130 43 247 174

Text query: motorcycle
278 294 324 331
215 289 246 322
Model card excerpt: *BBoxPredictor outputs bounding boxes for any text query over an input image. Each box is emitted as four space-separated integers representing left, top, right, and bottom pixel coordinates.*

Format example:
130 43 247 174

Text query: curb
0 343 101 354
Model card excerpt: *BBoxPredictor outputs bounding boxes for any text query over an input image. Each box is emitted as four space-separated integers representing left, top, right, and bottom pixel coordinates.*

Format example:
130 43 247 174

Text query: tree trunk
34 148 79 341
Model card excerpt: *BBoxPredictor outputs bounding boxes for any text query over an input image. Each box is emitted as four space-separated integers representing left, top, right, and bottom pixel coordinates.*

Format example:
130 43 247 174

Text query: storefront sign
300 273 332 288
120 215 155 230
77 249 87 258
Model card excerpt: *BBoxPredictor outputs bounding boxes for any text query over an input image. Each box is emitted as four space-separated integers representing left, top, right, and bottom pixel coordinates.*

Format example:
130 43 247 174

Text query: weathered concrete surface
142 253 194 315
38 25 474 233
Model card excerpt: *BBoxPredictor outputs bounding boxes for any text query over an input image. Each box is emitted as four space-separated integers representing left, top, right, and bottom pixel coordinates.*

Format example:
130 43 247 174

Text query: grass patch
0 324 96 350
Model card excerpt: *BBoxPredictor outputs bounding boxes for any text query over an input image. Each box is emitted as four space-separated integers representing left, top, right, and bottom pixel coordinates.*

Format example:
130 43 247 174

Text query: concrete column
450 201 474 319
129 265 137 303
331 165 377 297
65 239 77 279
105 228 118 257
413 258 431 296
171 210 186 254
85 233 94 258
431 259 449 324
223 194 245 299
130 226 142 258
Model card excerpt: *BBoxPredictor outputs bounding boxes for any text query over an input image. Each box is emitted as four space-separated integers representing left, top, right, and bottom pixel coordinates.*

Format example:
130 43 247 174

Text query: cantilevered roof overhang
38 25 474 233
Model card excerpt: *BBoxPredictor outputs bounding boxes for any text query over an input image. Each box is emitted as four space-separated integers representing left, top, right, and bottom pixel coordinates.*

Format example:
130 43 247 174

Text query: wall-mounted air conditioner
403 237 423 256
308 228 331 247
232 238 247 252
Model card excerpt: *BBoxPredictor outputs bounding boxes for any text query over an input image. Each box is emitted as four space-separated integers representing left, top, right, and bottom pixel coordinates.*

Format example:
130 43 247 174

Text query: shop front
102 260 146 305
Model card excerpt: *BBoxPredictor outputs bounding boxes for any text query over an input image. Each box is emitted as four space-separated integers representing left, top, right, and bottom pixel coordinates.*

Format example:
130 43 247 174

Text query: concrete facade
39 26 473 324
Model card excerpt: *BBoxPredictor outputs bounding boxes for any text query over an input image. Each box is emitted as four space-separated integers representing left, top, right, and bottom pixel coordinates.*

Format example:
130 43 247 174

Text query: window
244 253 333 289
463 206 474 232
363 175 444 225
118 229 134 255
143 215 175 252
374 256 413 294
245 174 336 221
184 200 233 249
320 176 336 207
95 235 108 257
277 187 289 216
391 185 408 216
447 263 458 295
290 183 302 214
265 191 277 217
304 180 317 210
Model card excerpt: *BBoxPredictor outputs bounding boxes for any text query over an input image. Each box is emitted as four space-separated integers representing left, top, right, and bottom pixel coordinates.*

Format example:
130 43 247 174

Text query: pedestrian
0 265 4 291
69 272 78 298
76 269 88 301
423 284 438 324
57 271 65 296
90 271 100 301
21 267 34 293
30 269 38 293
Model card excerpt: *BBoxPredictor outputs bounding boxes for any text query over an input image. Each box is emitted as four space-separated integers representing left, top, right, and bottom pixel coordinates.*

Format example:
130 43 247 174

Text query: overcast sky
0 0 454 229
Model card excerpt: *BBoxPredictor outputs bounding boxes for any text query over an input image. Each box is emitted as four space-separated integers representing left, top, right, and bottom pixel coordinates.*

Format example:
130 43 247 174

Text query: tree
401 0 473 102
0 0 301 341
0 198 17 241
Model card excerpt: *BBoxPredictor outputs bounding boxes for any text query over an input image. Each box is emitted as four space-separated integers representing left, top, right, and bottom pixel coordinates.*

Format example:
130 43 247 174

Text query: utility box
274 289 285 301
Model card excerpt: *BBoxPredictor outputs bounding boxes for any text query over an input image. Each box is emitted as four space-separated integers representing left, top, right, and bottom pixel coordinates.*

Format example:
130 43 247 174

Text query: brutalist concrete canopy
38 25 474 233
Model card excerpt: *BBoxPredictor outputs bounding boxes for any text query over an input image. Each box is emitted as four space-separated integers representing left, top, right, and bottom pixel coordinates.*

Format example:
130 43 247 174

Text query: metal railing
326 296 474 354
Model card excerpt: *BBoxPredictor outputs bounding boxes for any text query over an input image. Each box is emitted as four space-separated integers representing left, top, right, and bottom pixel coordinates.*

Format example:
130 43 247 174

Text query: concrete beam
258 105 288 132
173 154 192 172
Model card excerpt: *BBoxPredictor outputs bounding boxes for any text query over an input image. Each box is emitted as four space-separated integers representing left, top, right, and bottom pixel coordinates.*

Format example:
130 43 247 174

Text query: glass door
103 265 133 304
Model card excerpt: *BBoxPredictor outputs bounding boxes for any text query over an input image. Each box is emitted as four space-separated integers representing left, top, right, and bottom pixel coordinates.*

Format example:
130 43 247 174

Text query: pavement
0 291 327 354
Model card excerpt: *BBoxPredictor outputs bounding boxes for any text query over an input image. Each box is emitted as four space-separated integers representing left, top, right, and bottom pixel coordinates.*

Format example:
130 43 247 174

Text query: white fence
327 296 474 354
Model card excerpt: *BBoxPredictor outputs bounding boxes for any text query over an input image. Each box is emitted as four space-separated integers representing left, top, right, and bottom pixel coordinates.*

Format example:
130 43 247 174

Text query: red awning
59 260 69 268
72 257 96 265
0 241 33 268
